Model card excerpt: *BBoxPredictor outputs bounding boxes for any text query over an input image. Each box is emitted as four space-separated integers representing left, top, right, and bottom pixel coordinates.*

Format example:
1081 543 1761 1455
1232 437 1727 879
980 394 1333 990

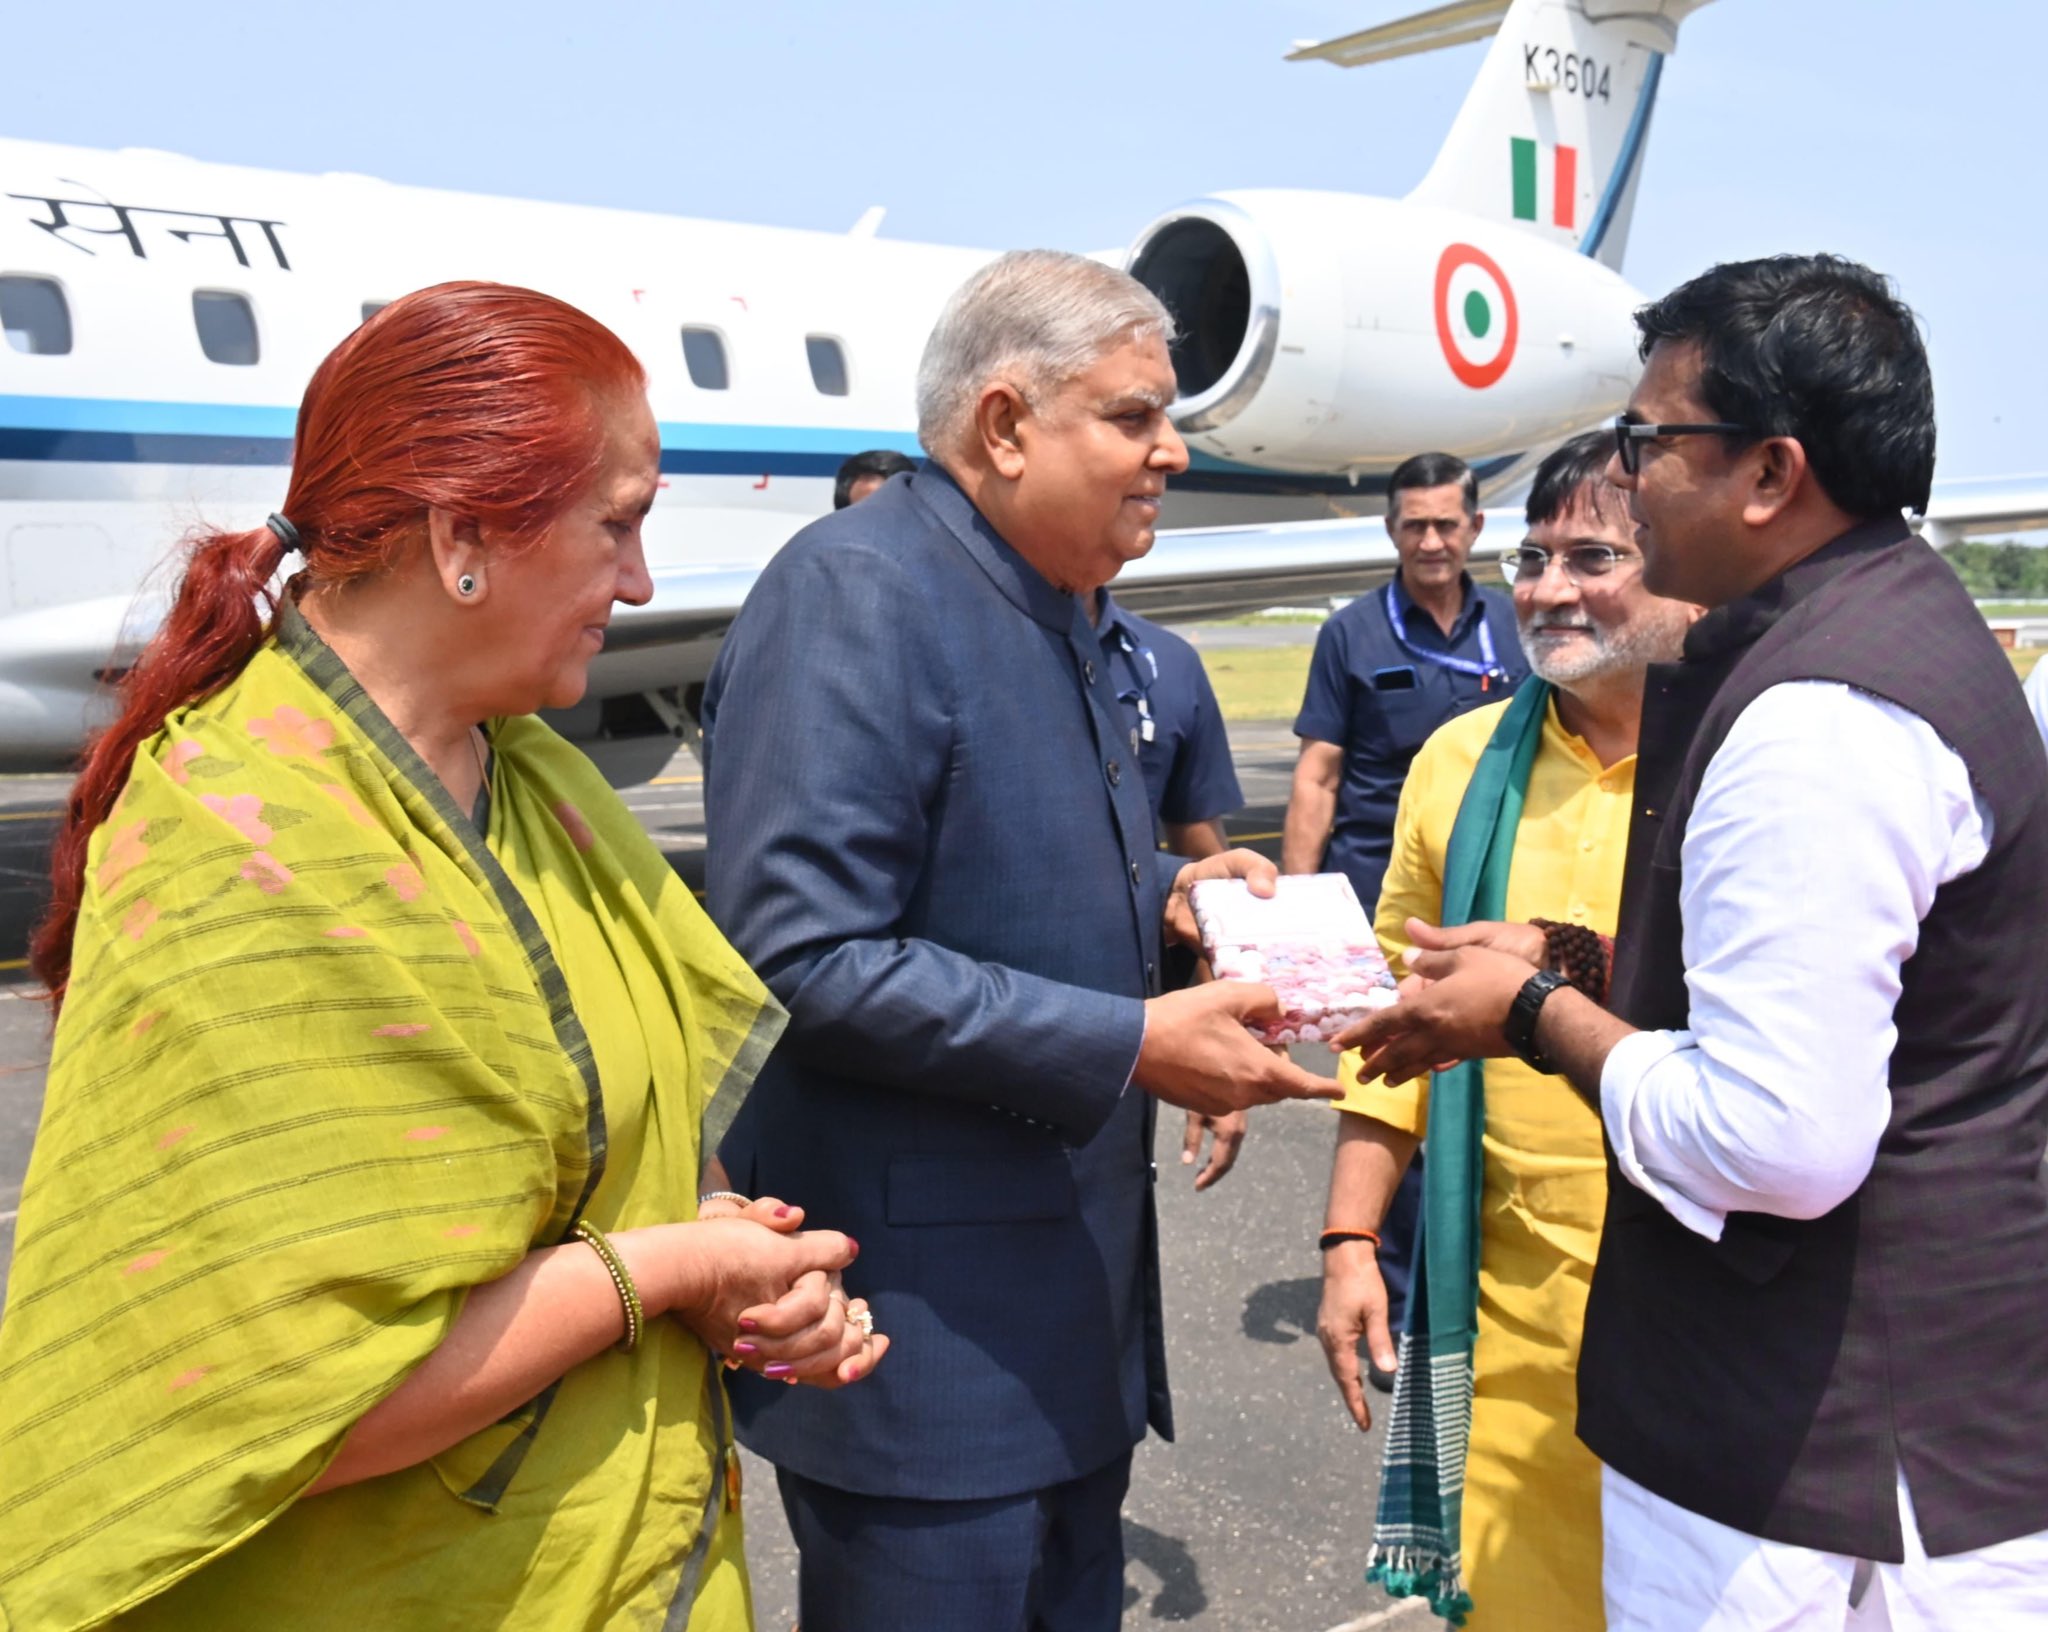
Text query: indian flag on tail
1510 136 1578 230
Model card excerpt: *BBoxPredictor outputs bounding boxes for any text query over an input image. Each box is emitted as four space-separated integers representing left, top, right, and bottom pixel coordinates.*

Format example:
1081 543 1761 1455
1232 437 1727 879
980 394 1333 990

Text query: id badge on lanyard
1382 584 1510 692
1117 628 1159 744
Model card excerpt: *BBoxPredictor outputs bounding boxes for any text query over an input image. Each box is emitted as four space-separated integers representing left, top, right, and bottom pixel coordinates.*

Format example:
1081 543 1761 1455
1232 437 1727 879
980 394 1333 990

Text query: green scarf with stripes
1365 678 1551 1627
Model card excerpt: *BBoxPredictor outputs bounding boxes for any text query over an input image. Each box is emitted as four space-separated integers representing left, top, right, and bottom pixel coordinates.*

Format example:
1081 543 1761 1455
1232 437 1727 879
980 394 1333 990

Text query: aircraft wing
1916 477 2048 547
1108 510 1518 622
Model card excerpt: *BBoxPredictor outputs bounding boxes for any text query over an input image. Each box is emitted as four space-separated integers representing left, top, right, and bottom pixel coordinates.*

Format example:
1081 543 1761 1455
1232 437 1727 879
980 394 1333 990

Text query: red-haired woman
0 282 884 1630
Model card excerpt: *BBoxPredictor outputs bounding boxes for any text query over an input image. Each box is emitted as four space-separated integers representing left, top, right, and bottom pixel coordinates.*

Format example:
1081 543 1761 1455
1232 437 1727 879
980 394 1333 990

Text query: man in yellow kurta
1314 431 1698 1630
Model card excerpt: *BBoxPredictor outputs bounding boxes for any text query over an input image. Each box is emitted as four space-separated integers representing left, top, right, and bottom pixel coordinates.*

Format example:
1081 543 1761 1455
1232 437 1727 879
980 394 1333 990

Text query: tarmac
0 713 1433 1631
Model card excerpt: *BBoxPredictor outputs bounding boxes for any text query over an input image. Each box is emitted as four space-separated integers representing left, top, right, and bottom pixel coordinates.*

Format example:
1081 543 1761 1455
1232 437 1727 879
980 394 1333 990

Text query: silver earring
457 574 477 597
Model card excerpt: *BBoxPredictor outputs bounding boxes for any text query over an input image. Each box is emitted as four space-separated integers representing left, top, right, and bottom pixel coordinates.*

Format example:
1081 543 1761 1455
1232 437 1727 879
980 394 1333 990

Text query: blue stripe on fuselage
0 394 1525 493
0 393 925 473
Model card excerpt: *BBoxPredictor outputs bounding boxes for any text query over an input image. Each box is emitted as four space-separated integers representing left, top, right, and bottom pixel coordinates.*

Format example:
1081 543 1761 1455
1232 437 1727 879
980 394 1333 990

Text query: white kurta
1595 680 2048 1627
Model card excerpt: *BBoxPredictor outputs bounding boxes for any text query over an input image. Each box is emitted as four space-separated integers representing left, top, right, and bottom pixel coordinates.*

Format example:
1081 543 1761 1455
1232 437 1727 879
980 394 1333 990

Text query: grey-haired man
703 250 1337 1631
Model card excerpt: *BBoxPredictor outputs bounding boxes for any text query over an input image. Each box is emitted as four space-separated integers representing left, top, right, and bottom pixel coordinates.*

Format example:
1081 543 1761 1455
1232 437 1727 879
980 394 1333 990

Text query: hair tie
264 513 303 555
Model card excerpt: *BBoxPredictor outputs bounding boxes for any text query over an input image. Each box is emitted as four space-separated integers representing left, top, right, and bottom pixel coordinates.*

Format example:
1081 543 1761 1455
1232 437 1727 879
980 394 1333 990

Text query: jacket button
1107 761 1122 786
1083 659 1097 686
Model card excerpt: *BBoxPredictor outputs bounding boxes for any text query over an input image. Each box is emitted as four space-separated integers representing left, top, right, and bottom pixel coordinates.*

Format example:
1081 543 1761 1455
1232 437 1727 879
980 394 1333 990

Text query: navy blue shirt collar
1387 568 1487 644
1094 589 1145 648
913 463 1083 635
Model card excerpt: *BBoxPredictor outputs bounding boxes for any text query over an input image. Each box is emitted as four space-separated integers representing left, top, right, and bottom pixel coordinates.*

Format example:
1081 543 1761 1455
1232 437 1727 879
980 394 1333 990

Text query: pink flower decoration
166 1367 210 1393
97 820 150 893
384 863 425 902
554 801 596 854
124 1249 172 1276
403 1125 449 1141
157 1124 195 1150
122 899 160 942
452 920 481 956
247 705 335 759
324 925 367 939
373 1022 432 1038
239 852 293 895
318 782 380 830
198 792 272 845
165 740 204 784
443 1224 481 1238
131 1010 166 1039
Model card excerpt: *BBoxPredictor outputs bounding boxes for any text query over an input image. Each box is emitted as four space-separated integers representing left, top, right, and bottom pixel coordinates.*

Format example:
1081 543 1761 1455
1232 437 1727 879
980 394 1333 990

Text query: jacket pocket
885 1153 1077 1226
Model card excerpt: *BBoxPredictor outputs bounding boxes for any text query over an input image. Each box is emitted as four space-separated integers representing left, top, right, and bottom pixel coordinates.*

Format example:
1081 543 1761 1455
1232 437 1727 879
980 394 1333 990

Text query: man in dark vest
1336 254 2048 1626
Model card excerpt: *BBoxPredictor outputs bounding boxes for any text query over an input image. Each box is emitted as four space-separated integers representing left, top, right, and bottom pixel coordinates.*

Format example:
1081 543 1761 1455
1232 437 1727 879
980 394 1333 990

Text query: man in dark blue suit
702 250 1338 1631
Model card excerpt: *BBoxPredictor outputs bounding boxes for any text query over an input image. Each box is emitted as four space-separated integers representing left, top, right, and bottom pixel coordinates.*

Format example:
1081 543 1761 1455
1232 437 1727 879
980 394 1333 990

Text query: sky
9 0 2047 481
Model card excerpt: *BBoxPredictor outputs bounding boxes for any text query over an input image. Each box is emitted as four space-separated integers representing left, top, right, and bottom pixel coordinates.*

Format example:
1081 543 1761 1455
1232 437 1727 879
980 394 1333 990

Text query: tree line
1941 540 2048 600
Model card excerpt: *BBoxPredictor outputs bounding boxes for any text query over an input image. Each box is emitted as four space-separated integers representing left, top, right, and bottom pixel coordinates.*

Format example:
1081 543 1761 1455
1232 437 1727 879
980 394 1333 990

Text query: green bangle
573 1219 644 1353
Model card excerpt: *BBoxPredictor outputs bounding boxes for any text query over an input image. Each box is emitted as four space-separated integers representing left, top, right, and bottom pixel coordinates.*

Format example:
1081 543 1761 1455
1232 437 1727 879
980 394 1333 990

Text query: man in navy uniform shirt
1090 590 1242 858
1092 587 1247 1186
1283 450 1528 1375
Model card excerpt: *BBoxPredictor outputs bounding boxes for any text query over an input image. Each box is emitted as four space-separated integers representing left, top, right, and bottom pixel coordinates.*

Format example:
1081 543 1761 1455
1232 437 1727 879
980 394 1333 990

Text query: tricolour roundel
1433 242 1519 390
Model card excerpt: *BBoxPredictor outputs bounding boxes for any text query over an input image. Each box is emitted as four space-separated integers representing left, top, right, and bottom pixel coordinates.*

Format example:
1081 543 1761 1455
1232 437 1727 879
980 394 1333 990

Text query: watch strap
1504 968 1571 1073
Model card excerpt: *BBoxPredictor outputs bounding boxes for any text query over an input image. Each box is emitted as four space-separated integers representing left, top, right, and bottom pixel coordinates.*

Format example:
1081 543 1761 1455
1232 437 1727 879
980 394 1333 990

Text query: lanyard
1109 624 1159 743
1382 583 1509 690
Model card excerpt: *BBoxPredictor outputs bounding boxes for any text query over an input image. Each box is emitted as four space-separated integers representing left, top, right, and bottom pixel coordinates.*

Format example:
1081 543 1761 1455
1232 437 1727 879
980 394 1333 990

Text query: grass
1201 642 2043 713
1204 644 1316 720
1980 603 2048 617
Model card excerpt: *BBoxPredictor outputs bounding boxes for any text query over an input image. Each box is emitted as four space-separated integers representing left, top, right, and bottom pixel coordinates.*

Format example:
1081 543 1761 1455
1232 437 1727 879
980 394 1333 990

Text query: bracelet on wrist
1319 1228 1382 1253
696 1190 752 1213
573 1219 644 1352
1529 918 1612 1005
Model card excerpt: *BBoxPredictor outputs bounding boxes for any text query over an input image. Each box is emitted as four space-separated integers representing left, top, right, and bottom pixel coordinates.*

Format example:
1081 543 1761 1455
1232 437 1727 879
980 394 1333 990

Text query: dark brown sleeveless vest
1579 517 2048 1560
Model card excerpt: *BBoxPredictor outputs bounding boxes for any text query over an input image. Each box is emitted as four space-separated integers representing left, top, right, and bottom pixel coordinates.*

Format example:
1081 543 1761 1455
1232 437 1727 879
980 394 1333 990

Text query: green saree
0 606 784 1631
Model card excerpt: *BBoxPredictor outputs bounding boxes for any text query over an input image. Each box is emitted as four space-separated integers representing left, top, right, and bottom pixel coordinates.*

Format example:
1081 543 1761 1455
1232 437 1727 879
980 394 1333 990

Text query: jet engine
1126 191 1643 477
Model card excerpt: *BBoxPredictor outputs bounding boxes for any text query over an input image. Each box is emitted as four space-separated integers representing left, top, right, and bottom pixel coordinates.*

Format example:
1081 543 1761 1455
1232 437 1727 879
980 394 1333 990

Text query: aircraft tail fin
1288 0 1715 270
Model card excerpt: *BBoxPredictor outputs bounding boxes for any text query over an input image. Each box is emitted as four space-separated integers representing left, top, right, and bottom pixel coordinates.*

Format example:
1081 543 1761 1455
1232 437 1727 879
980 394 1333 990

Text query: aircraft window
1 276 72 356
806 335 849 397
681 327 729 391
193 291 260 365
361 300 389 323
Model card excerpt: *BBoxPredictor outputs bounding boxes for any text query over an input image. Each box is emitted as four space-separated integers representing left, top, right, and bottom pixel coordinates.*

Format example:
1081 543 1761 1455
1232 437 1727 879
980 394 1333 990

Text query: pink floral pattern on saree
247 705 335 759
318 782 380 830
238 852 293 895
122 900 159 942
384 862 425 902
164 740 204 784
97 820 151 893
198 793 273 846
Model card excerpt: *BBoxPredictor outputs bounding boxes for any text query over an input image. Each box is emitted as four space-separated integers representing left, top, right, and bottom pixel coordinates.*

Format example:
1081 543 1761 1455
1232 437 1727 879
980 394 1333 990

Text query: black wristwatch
1503 969 1571 1074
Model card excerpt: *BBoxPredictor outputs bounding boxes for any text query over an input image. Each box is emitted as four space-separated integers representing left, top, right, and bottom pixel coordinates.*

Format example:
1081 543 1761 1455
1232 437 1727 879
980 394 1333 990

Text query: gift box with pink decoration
1188 873 1398 1045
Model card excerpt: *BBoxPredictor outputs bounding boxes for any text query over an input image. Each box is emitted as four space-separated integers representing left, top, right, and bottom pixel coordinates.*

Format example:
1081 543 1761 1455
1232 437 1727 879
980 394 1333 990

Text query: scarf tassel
1365 1546 1474 1626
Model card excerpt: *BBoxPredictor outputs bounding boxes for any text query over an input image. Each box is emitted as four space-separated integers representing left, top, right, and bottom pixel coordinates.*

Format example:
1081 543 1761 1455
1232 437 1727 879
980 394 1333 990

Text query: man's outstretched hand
1329 918 1538 1085
1136 981 1342 1117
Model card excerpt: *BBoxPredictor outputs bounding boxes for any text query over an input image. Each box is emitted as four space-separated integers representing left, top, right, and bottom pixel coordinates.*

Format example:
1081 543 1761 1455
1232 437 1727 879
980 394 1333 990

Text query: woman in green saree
0 282 886 1631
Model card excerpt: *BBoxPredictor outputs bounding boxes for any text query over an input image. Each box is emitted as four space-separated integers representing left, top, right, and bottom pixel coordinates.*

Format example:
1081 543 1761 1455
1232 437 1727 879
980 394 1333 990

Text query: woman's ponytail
31 524 289 1006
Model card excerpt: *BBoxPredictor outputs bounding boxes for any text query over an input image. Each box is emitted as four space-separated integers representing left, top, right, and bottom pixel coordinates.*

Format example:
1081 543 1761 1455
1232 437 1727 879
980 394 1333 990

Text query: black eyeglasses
1500 544 1636 585
1612 414 1751 476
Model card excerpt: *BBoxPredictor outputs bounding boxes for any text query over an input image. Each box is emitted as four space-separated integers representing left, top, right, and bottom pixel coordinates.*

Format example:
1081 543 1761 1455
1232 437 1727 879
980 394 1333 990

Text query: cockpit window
806 335 849 397
681 327 730 391
193 290 260 366
1 276 72 355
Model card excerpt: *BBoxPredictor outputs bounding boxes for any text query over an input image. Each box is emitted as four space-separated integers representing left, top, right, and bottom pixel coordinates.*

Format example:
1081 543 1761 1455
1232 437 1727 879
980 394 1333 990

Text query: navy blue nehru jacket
699 464 1183 1502
1095 590 1243 834
1293 572 1527 907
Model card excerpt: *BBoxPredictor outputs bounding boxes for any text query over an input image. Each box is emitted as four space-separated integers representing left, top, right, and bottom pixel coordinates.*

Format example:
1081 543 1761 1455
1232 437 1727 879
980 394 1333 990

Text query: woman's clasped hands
627 1196 888 1389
